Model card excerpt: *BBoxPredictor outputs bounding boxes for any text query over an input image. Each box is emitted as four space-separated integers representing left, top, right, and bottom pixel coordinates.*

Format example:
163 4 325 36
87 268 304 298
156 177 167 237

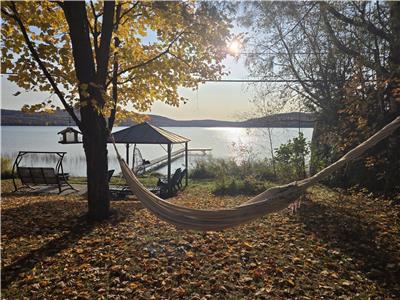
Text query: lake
1 126 313 176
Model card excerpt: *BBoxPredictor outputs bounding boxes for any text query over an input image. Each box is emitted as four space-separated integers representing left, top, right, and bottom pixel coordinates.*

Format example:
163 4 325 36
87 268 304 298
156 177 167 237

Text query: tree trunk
82 110 110 220
62 1 113 220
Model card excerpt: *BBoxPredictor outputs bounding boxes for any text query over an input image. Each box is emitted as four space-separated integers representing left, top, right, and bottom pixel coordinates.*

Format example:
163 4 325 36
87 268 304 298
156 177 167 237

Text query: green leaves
274 132 310 181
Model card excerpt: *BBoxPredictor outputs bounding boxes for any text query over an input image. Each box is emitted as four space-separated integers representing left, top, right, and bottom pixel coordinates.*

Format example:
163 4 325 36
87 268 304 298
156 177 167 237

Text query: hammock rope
110 116 400 231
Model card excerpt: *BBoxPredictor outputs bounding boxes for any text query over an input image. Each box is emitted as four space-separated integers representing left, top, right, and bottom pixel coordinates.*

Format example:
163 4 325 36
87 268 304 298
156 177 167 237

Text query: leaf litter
1 181 399 299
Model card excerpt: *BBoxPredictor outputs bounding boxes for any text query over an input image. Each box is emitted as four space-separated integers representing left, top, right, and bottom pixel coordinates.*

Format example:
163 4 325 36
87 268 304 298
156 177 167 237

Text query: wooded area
241 1 400 194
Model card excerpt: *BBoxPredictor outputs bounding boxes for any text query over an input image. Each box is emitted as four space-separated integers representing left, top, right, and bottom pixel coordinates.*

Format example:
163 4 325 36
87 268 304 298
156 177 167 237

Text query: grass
1 156 14 179
68 174 160 187
1 179 399 299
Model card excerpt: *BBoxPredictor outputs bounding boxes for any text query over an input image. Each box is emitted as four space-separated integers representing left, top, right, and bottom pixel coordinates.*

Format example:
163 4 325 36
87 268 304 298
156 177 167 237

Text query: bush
213 175 274 196
190 157 277 181
274 132 310 182
189 160 217 179
1 157 14 179
251 159 276 181
190 157 276 196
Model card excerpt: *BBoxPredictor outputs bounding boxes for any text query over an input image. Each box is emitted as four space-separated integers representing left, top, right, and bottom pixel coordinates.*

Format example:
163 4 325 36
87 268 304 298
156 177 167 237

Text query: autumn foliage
1 181 400 298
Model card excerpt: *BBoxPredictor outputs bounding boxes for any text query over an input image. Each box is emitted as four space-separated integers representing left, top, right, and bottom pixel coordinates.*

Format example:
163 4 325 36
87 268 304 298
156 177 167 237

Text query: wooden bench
16 167 76 194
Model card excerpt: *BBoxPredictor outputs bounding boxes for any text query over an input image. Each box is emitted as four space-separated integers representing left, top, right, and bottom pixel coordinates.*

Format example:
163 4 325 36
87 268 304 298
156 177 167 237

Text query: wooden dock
137 148 211 173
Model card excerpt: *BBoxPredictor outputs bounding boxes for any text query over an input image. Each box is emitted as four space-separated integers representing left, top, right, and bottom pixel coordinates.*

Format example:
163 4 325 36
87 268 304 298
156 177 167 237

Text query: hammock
111 116 400 231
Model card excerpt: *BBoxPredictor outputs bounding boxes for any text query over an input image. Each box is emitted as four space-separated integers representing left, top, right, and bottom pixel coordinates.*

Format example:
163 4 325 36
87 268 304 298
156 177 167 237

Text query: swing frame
12 151 77 193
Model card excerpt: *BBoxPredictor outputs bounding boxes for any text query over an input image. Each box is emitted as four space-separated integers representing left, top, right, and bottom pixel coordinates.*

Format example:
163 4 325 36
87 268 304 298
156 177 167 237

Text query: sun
228 40 241 55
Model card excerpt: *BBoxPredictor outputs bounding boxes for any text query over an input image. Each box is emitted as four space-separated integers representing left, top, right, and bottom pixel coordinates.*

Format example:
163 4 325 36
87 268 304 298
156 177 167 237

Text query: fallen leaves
1 182 400 299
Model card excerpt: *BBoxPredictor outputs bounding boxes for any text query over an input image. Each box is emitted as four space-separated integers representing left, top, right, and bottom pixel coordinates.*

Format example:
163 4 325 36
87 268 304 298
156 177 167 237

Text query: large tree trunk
62 1 113 220
82 110 110 220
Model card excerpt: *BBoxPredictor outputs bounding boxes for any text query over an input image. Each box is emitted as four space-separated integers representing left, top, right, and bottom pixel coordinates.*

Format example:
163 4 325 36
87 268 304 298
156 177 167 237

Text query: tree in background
1 1 233 219
274 132 309 182
240 1 400 194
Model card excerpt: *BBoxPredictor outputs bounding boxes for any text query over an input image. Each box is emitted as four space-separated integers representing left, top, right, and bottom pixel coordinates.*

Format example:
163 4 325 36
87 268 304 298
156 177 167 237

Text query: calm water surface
1 126 313 176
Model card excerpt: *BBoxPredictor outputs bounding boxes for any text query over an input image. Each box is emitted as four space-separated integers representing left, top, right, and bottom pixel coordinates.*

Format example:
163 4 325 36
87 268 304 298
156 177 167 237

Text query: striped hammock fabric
113 116 400 231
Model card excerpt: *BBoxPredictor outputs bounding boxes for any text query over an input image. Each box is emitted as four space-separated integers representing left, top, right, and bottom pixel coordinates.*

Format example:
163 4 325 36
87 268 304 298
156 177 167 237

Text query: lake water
1 126 313 176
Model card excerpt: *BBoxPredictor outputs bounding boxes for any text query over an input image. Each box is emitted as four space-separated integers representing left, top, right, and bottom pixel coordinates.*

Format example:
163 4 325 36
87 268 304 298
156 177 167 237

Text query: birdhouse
58 127 82 144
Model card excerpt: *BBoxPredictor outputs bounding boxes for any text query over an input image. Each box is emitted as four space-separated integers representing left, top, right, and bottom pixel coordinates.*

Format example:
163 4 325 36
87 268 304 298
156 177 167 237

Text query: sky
1 55 255 121
149 56 256 121
1 5 258 122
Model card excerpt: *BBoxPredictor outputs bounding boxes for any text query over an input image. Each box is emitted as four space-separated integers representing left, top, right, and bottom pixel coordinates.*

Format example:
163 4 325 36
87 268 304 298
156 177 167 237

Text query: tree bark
82 114 110 220
62 1 111 220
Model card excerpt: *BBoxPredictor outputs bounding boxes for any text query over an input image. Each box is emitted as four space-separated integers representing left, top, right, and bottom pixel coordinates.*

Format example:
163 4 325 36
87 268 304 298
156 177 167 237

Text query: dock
137 148 211 173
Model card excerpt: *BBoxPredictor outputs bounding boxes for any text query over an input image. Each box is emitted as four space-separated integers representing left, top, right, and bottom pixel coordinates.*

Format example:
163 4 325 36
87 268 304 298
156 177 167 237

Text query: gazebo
109 122 190 193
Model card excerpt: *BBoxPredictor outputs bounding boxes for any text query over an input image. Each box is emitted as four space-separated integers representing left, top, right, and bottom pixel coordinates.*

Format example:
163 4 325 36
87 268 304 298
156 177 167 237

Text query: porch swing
12 151 77 194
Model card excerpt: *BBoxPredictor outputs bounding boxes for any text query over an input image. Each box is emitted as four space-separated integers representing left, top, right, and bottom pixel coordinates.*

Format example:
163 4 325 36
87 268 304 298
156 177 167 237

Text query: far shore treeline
1 109 315 128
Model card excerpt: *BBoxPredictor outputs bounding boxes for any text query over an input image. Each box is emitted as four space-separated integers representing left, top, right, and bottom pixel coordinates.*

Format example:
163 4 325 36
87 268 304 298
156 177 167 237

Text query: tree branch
96 0 115 87
276 25 322 107
320 3 389 76
89 0 99 56
324 2 392 42
108 3 122 131
6 2 81 127
117 1 139 26
1 7 13 18
113 31 186 79
117 74 136 85
169 51 192 68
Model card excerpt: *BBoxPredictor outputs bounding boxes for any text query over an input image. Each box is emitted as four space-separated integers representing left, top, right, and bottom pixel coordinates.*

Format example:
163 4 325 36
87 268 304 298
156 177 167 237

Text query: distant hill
1 109 314 128
241 112 315 128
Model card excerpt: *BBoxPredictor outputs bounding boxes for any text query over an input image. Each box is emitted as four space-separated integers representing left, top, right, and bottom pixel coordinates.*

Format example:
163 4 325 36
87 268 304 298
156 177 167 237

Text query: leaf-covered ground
1 180 399 299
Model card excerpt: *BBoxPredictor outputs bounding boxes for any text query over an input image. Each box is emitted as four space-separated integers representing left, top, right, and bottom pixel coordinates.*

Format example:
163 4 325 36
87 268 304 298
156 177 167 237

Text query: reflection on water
1 126 313 176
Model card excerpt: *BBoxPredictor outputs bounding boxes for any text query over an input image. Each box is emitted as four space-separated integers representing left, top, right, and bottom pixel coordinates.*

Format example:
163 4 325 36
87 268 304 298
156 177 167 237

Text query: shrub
243 175 267 194
213 176 274 196
274 132 310 182
1 157 14 179
190 157 277 180
189 160 217 179
190 157 277 195
252 159 276 181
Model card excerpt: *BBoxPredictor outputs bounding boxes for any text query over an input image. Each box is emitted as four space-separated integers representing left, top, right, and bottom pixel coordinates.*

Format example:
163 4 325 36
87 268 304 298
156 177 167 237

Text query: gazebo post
167 144 171 195
126 143 130 166
185 142 188 186
132 144 137 171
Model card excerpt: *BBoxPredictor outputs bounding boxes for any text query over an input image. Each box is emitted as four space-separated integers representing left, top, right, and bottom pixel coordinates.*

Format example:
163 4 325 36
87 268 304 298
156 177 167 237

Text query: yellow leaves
114 110 148 125
287 278 295 286
171 286 185 295
243 241 253 250
128 282 139 289
341 280 353 286
2 182 400 298
185 250 195 258
3 1 232 123
21 103 47 113
79 263 91 270
77 291 91 299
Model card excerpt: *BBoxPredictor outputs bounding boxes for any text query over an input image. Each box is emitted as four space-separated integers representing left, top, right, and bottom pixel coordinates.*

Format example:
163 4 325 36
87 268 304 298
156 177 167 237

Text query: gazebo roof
110 122 190 144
